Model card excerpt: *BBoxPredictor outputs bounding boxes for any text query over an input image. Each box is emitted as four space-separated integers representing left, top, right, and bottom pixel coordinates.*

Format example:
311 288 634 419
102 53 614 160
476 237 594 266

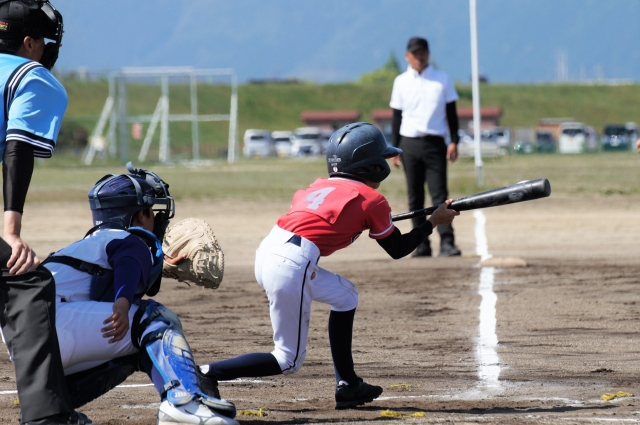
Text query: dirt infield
0 194 637 424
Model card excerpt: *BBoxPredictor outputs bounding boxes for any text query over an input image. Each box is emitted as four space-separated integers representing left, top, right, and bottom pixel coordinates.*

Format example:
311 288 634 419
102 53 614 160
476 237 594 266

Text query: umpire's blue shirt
0 53 67 160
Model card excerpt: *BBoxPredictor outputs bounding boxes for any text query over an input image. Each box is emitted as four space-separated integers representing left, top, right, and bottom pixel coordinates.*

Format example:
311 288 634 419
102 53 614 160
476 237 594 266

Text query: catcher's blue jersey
0 53 67 160
45 228 155 303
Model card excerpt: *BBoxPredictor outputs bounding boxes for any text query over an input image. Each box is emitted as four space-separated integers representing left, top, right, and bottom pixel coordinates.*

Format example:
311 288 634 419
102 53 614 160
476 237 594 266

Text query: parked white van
558 122 586 154
243 129 276 157
271 130 294 157
291 127 322 156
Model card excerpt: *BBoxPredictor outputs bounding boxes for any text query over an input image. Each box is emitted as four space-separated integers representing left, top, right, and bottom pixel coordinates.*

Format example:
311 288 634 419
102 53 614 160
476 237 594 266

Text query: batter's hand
391 156 401 168
447 143 458 163
102 297 130 344
3 233 39 275
428 199 460 227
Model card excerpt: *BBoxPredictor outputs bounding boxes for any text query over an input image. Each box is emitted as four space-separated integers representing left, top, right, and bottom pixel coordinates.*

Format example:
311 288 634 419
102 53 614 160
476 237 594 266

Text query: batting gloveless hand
162 218 224 289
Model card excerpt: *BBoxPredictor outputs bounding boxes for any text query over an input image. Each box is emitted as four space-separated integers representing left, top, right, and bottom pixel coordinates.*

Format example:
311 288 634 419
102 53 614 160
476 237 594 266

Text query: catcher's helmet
0 0 63 69
326 122 402 183
88 163 174 239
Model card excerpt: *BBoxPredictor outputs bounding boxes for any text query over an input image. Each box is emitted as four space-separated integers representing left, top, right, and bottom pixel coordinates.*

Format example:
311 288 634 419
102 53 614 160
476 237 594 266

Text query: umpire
0 1 86 424
390 36 461 257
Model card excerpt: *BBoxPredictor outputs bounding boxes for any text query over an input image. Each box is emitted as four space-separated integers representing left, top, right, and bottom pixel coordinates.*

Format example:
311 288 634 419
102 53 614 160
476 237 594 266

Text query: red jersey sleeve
365 197 394 240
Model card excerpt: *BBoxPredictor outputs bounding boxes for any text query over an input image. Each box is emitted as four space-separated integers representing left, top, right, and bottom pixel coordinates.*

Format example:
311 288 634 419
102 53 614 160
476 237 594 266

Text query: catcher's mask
0 0 63 69
325 122 402 184
88 162 174 240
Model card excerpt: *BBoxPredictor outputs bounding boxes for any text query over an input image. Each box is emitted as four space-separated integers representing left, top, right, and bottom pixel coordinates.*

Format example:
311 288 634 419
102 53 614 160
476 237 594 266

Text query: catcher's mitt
162 218 224 289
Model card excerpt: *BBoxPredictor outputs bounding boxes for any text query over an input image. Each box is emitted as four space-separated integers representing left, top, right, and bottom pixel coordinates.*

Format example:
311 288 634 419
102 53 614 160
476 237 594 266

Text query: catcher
42 164 235 425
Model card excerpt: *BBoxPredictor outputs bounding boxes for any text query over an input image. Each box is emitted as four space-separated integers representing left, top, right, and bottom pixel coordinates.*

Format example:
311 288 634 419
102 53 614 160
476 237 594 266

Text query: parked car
272 130 293 157
457 129 501 158
558 122 586 154
319 129 334 154
585 126 598 152
536 131 556 153
625 122 639 146
601 124 633 151
493 126 511 154
291 127 322 156
513 140 534 154
243 129 276 157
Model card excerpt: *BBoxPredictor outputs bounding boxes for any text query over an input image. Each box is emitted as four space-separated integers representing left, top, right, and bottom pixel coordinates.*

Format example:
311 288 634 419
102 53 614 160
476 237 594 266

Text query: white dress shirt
390 65 458 138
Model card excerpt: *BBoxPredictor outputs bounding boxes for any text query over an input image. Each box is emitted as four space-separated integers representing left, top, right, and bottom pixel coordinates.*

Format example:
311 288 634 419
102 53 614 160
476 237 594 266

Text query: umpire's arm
446 101 460 162
3 141 39 274
391 108 402 168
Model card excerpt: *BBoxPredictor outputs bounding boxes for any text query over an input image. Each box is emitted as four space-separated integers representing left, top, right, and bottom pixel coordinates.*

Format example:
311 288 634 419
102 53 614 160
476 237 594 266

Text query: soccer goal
83 66 238 165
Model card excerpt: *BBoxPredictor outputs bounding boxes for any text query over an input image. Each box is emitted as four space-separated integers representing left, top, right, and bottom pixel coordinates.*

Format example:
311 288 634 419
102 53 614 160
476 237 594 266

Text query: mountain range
54 0 640 84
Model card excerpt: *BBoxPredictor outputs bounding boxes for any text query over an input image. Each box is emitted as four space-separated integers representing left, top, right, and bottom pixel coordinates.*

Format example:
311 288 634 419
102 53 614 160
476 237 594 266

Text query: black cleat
438 242 461 257
335 378 383 409
411 240 432 257
198 368 222 400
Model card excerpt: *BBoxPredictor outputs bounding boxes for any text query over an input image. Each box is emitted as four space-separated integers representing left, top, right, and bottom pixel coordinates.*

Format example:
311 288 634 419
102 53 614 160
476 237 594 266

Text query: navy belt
405 134 444 141
287 234 301 247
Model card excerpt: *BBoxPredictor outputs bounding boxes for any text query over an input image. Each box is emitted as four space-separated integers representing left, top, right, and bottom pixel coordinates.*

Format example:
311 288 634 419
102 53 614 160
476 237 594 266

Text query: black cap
0 0 57 39
406 36 429 53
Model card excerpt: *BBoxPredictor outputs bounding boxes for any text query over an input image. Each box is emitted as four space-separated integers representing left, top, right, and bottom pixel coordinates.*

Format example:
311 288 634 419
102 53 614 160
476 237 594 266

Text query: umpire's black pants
399 135 455 246
0 238 73 423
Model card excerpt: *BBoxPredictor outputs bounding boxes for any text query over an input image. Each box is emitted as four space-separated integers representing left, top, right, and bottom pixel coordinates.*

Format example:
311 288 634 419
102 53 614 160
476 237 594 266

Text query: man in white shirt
390 36 461 257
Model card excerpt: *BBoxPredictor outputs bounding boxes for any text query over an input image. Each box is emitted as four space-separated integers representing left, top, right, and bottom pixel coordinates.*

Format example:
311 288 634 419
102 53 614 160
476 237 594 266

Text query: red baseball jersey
277 177 395 256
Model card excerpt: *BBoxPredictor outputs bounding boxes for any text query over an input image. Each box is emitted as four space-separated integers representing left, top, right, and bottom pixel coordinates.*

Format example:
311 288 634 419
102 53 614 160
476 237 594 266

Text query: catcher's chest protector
43 225 164 302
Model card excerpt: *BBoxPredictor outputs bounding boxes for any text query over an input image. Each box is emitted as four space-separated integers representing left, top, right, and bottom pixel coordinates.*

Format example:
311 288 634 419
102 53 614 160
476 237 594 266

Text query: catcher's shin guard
135 300 236 418
142 329 236 418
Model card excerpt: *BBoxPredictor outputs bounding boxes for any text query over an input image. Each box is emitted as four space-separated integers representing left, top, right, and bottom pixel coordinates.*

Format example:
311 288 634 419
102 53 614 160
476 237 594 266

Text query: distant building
371 107 503 133
457 107 502 131
370 109 394 130
300 110 361 130
538 118 577 141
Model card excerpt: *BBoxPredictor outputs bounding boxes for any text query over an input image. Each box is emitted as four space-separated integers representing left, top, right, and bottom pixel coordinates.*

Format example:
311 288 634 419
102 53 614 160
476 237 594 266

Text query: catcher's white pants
255 225 359 374
56 301 162 375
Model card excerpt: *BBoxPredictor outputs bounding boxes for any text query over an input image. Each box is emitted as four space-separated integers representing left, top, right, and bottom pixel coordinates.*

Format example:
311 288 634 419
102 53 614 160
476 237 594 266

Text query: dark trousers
399 135 455 246
0 238 73 423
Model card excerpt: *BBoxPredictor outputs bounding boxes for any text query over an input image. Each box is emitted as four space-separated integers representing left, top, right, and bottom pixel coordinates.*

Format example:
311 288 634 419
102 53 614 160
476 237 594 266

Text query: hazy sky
53 0 640 84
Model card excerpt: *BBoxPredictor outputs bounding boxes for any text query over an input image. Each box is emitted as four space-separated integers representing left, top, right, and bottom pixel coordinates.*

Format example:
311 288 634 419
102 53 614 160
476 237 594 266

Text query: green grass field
25 152 639 206
59 79 640 160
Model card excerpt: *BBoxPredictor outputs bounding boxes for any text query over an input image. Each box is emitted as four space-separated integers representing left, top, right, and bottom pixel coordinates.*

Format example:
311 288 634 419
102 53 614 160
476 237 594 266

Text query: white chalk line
472 210 501 393
120 403 159 409
0 378 275 397
474 210 492 263
118 383 154 388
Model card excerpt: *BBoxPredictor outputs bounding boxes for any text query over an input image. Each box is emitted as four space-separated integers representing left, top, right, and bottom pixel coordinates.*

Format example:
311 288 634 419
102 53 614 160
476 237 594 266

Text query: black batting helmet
0 0 63 69
326 122 402 183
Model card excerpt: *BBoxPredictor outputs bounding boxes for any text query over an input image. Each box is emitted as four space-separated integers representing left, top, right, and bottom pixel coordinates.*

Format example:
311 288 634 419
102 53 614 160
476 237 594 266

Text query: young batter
201 122 459 408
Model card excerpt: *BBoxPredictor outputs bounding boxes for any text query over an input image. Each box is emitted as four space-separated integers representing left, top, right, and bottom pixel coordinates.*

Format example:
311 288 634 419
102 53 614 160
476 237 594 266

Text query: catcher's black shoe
335 378 383 409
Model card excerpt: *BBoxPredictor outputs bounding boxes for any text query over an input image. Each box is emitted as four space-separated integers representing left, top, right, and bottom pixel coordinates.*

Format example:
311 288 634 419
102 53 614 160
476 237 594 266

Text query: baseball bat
391 178 551 222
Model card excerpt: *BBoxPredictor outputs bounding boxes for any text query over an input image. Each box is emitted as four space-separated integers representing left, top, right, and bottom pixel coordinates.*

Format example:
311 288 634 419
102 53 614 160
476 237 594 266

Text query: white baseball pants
255 225 359 374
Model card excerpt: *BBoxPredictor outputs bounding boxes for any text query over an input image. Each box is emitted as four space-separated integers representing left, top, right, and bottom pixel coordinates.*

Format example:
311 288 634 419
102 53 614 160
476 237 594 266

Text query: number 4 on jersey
304 187 335 210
